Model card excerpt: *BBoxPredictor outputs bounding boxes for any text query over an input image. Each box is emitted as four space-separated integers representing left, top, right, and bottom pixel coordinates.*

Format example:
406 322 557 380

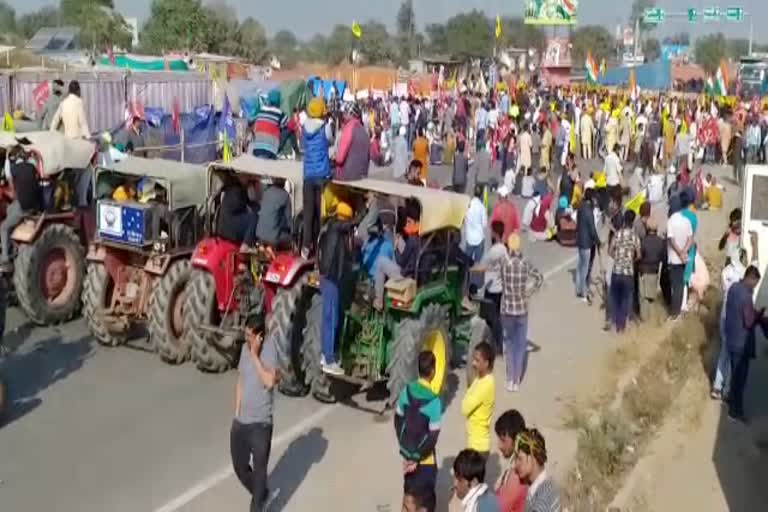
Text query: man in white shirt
666 199 694 317
604 145 623 202
50 80 90 139
464 185 488 265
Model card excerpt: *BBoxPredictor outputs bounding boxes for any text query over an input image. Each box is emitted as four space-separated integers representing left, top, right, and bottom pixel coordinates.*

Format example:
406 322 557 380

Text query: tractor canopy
0 131 96 177
327 179 470 235
95 157 208 211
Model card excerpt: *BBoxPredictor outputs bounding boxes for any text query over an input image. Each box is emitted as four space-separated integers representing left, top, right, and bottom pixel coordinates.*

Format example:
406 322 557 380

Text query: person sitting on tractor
361 220 394 282
406 159 427 187
317 201 354 375
253 178 292 250
372 200 422 311
0 145 43 272
216 176 258 250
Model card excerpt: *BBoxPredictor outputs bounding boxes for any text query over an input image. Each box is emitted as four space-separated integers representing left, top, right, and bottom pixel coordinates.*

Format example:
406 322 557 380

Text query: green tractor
298 179 490 409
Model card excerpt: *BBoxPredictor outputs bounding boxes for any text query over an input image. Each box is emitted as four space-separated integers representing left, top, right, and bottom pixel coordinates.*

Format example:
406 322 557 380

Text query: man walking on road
395 351 442 512
575 188 600 303
500 234 543 392
231 314 280 512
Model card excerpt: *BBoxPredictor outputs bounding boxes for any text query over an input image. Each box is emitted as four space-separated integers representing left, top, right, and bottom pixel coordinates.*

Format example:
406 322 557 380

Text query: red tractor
184 156 313 392
82 157 208 362
0 132 96 326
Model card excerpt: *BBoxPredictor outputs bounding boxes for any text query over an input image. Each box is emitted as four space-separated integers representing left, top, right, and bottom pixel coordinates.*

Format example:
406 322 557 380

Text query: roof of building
26 26 80 53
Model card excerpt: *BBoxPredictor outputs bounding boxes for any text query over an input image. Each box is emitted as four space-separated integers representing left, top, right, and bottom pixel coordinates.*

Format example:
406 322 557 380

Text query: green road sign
688 8 698 22
725 7 744 21
643 7 665 24
703 7 721 22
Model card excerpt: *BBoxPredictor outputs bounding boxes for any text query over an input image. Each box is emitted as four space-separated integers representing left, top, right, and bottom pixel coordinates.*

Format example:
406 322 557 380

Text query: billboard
524 0 578 25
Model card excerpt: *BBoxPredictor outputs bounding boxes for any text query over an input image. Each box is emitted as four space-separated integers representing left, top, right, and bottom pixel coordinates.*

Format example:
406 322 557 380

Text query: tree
60 0 131 50
271 29 299 68
643 37 661 61
663 32 690 46
302 34 328 63
425 23 448 55
395 0 415 62
726 38 750 60
571 25 615 65
237 17 268 63
695 33 728 74
359 20 395 65
323 24 352 65
140 0 208 53
500 17 546 53
0 1 16 36
17 6 59 39
630 0 657 32
201 1 238 55
443 10 492 59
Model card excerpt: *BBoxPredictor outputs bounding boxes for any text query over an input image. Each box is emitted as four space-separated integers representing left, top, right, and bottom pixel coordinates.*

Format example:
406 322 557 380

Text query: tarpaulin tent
99 54 190 71
278 79 309 115
598 60 672 91
308 77 347 102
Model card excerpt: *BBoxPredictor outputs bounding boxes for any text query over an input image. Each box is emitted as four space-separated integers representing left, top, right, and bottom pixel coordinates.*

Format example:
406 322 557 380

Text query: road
0 157 720 511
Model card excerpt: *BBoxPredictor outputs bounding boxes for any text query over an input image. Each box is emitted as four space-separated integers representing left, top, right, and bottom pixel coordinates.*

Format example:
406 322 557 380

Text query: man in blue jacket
301 97 332 258
575 187 600 303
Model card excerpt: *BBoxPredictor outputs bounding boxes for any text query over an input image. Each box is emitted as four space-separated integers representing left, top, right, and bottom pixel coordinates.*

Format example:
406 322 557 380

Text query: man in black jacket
317 202 353 375
575 188 600 302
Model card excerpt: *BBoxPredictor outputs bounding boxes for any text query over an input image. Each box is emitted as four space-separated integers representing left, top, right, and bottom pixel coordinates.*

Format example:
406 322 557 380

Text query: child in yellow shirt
461 341 496 458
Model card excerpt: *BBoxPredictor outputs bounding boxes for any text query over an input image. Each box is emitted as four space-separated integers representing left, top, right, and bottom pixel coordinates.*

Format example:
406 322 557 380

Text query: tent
598 60 671 91
308 77 347 102
99 54 190 71
278 79 310 115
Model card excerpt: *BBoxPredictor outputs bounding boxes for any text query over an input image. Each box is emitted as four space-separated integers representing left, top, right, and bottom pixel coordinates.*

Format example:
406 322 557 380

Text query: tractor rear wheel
149 260 192 365
83 262 126 347
387 304 452 407
301 293 333 402
185 269 235 372
270 274 311 397
14 224 85 325
465 315 492 387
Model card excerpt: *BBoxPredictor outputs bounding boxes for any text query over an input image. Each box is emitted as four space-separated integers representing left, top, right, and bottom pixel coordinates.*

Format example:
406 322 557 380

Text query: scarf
461 483 489 512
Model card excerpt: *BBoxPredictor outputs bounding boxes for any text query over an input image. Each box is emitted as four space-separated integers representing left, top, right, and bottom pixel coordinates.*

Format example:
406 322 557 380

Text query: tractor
291 179 489 408
82 157 208 362
183 155 313 378
0 131 96 326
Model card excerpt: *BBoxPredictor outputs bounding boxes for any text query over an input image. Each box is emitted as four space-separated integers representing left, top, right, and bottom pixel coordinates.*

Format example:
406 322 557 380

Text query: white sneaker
506 381 519 392
322 360 344 376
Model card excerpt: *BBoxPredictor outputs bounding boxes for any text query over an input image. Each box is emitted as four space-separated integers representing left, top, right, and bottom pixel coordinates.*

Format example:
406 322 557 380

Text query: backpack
397 386 433 462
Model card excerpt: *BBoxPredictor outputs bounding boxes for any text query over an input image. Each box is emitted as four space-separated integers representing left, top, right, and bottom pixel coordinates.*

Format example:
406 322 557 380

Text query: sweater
335 118 370 181
302 118 331 182
252 105 285 157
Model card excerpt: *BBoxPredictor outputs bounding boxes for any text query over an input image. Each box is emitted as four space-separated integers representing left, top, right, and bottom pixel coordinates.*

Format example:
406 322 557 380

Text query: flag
600 58 606 76
715 60 729 96
32 81 50 110
219 94 235 162
585 51 599 84
556 0 577 21
106 45 116 66
628 67 638 100
351 21 362 39
495 15 502 40
705 76 716 96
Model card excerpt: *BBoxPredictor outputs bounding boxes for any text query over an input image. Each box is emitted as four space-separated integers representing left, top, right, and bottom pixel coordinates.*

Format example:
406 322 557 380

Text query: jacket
318 220 352 283
302 119 331 182
576 200 599 250
335 118 369 181
453 152 469 187
50 94 90 139
254 185 292 245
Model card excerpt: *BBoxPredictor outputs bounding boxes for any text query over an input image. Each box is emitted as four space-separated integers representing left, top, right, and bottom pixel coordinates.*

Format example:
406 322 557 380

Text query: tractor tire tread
149 260 192 365
185 269 234 373
83 262 125 347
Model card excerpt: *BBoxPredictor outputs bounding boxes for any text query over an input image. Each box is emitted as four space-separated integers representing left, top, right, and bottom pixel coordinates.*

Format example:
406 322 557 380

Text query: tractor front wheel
83 262 126 347
184 269 236 372
14 224 85 325
387 304 452 407
270 274 312 397
301 293 333 402
149 260 192 365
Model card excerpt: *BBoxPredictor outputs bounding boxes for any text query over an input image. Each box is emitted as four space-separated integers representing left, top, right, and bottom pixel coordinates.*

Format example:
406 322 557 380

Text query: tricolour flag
705 76 716 96
628 67 639 100
585 51 599 84
600 58 606 76
556 0 577 20
715 60 729 96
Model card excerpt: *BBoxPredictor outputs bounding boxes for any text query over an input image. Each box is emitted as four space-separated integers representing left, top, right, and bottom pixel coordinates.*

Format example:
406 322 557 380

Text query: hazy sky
15 0 768 43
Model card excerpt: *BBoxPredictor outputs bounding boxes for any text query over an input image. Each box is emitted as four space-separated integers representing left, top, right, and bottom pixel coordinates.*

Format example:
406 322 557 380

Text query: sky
15 0 768 43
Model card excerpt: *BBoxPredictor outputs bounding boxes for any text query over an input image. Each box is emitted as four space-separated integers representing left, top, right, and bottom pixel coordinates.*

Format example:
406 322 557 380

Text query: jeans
502 313 528 384
75 167 93 208
482 290 503 353
610 273 633 332
668 263 686 316
0 200 24 263
466 242 484 265
320 276 339 363
302 181 324 253
374 256 402 303
403 463 437 512
230 420 273 512
728 349 751 418
575 248 592 297
713 322 731 394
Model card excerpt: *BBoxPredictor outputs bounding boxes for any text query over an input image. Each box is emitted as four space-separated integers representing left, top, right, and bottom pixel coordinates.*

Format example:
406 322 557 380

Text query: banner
524 0 578 25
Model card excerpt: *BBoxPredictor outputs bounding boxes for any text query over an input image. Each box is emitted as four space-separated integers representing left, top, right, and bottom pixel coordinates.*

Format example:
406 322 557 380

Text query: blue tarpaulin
308 77 347 102
598 60 672 91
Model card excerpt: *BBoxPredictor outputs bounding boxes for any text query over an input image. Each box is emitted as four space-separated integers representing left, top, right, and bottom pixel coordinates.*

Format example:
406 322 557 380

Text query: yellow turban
307 97 327 119
506 233 521 253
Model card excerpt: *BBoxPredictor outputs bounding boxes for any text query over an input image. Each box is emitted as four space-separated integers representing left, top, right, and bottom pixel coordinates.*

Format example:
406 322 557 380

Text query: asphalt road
0 155 663 511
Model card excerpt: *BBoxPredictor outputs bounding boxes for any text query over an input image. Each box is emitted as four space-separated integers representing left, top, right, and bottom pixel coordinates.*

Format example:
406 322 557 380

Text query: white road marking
154 404 339 512
155 254 576 512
